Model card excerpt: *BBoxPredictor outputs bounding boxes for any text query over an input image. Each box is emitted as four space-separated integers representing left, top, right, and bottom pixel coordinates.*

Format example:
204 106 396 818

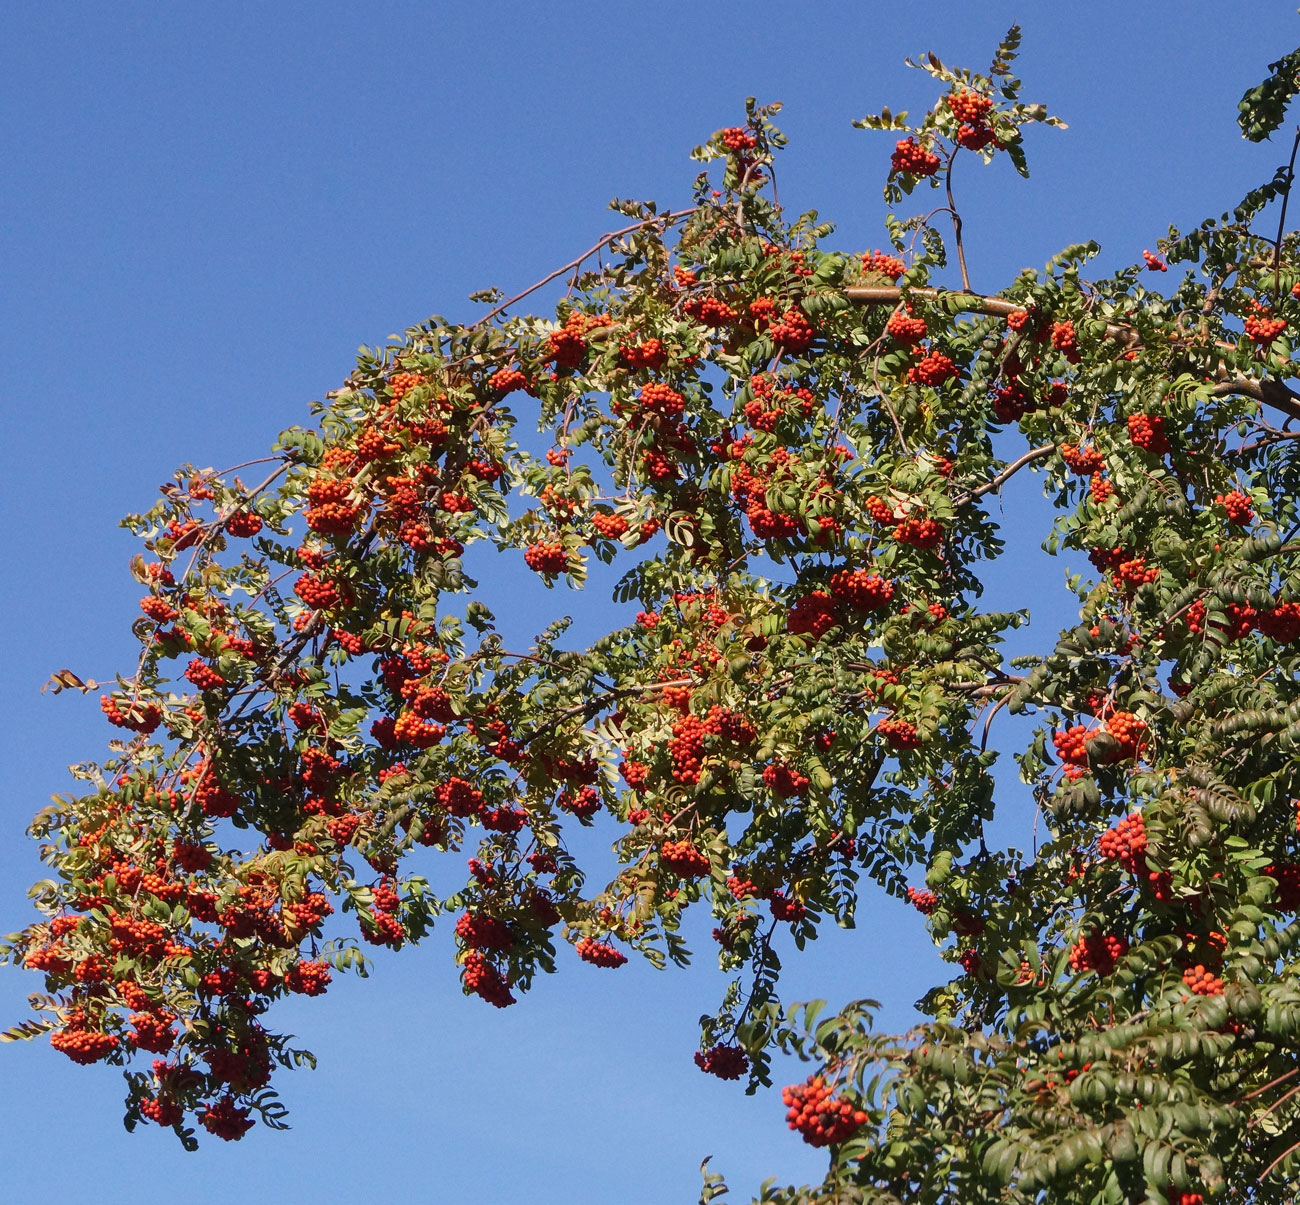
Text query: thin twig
469 208 698 330
944 156 971 293
955 445 1055 506
1273 126 1300 301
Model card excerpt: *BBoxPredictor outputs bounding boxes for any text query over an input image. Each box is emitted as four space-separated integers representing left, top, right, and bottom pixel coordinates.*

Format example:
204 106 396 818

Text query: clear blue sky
3 4 1299 1201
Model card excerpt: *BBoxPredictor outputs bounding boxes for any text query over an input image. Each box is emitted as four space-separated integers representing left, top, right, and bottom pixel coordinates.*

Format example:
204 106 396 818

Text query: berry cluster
1182 964 1225 996
906 887 938 914
781 1076 869 1147
684 296 738 327
763 760 810 798
636 381 686 419
184 659 226 691
201 1097 255 1142
619 338 667 370
1215 490 1253 525
893 516 943 549
860 250 906 281
828 569 894 612
1244 305 1287 345
524 541 569 575
463 950 515 1007
877 716 922 750
1127 413 1171 455
945 90 994 124
51 1016 120 1066
1068 931 1128 976
1142 250 1167 271
720 127 757 152
1060 442 1105 476
575 937 627 968
455 911 515 952
224 510 263 537
660 840 710 879
694 1044 749 1080
1098 812 1147 874
488 367 530 394
1051 320 1080 363
787 591 837 638
890 138 940 177
907 350 959 386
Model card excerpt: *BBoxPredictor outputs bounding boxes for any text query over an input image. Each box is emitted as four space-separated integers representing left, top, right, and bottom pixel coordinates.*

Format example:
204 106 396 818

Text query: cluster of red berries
906 887 938 914
946 91 994 124
660 840 710 879
861 250 906 281
891 138 940 177
392 712 445 748
462 949 515 1007
524 541 569 575
828 568 894 612
1182 964 1225 996
1068 931 1129 976
1215 489 1253 525
545 310 611 368
193 768 240 818
877 716 922 750
224 510 263 537
1112 555 1161 593
787 590 837 638
1258 600 1300 643
1127 413 1171 454
720 127 757 152
1060 442 1105 476
576 937 627 968
1267 862 1300 911
763 760 810 798
140 1095 183 1127
100 695 162 735
1142 250 1168 271
139 594 179 623
1051 320 1080 362
557 785 601 818
893 516 943 549
51 1018 120 1066
619 338 667 370
284 961 335 998
455 911 515 952
685 296 738 327
488 367 530 394
767 306 815 352
907 350 959 386
1054 723 1090 769
694 1043 749 1080
294 572 342 611
1244 305 1287 345
781 1076 869 1147
1090 473 1114 503
305 478 361 534
1166 1190 1204 1205
591 511 630 540
1104 711 1148 760
183 659 225 691
1098 812 1147 874
200 1096 255 1142
636 381 685 419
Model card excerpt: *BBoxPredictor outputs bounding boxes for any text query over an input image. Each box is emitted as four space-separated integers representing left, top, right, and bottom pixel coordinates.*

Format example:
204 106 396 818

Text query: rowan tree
9 25 1300 1204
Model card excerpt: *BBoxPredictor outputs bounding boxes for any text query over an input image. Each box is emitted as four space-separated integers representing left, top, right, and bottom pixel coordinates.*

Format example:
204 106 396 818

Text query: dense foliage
10 27 1300 1203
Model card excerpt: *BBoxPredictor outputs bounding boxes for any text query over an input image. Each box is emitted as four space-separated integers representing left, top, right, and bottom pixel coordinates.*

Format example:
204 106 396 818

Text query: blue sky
3 4 1300 1201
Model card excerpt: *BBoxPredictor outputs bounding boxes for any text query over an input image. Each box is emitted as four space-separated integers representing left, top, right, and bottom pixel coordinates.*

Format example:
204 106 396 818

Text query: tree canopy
10 25 1300 1204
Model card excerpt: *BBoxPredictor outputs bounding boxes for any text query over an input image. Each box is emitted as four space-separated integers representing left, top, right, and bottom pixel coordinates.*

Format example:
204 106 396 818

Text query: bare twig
469 208 698 329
